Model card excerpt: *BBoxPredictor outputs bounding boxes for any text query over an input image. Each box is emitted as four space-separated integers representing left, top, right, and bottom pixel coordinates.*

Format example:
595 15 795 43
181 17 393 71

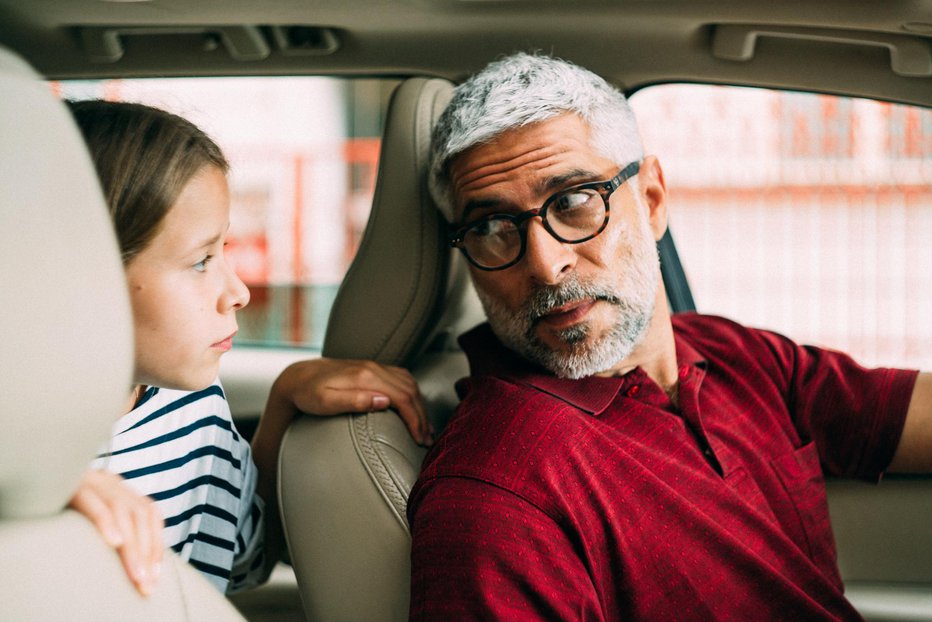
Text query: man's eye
553 190 599 213
469 218 509 238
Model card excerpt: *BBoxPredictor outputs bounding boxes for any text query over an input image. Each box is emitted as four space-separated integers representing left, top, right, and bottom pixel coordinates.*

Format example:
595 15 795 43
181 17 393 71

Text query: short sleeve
757 330 918 480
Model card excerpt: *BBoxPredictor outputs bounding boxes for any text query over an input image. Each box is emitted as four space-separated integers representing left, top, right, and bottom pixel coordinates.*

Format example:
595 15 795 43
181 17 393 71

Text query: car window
56 77 399 351
630 84 931 370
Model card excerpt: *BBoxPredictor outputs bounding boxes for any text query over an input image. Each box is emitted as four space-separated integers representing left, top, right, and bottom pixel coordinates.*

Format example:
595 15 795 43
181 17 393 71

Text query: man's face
449 113 666 378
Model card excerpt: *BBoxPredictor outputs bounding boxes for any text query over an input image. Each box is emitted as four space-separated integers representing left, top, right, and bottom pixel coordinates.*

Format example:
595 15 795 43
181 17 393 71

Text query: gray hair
428 52 645 222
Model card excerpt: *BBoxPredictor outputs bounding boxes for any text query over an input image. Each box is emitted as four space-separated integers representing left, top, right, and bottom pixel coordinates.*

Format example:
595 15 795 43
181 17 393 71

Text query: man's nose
522 219 576 285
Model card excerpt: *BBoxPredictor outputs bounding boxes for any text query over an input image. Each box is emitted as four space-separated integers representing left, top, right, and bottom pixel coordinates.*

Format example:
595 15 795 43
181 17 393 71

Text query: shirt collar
672 318 707 369
458 323 626 415
458 320 708 415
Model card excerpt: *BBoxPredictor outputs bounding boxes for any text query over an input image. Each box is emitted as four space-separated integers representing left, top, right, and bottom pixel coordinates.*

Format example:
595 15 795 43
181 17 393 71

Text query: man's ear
639 156 668 241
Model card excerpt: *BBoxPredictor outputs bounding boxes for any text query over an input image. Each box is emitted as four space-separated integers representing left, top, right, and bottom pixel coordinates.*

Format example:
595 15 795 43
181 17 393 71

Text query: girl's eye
193 255 213 272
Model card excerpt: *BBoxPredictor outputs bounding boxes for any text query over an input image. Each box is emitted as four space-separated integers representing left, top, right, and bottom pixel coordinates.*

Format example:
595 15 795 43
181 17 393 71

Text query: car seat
278 76 485 622
0 45 246 621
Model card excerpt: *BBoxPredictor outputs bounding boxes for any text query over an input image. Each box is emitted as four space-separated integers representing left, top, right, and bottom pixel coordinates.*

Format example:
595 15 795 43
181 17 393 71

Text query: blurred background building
57 79 931 369
633 85 930 369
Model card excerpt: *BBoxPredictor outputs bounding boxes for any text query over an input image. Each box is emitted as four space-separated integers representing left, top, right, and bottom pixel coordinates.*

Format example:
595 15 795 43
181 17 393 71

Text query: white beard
475 205 659 379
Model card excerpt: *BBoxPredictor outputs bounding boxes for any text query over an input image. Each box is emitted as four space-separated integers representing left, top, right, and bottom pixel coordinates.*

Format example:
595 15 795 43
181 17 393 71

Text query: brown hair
67 100 229 263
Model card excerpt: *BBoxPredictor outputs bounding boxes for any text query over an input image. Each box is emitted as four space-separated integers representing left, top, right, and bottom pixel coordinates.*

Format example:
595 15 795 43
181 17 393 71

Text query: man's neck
596 289 679 399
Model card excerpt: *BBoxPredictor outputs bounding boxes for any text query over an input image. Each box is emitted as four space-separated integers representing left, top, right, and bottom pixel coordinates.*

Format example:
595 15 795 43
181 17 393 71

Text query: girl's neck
123 384 147 414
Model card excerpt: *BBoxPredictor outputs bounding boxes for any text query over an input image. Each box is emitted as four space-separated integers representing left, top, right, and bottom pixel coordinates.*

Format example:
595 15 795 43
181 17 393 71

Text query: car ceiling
0 0 929 105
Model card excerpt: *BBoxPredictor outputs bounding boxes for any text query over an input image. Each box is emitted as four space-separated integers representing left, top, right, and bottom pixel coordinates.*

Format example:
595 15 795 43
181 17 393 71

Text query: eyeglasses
449 160 641 271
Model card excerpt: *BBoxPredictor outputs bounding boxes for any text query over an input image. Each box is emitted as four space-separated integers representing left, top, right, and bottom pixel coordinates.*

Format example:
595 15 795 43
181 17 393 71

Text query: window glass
630 85 931 369
56 77 399 351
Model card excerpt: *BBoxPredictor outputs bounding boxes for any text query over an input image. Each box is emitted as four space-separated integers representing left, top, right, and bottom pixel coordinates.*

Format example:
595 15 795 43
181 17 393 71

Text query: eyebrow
461 198 501 221
196 232 223 249
460 168 602 222
190 223 230 253
538 168 600 194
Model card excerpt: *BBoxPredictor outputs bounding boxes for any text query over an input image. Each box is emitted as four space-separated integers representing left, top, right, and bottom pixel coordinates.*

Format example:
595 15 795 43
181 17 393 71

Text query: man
407 53 932 620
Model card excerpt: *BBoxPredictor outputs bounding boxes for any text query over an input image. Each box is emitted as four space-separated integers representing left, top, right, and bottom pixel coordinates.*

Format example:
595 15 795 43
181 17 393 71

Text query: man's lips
536 299 596 329
211 331 237 351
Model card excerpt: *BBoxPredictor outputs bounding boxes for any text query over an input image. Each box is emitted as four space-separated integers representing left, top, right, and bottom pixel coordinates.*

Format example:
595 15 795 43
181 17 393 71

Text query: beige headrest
0 46 133 518
322 77 484 367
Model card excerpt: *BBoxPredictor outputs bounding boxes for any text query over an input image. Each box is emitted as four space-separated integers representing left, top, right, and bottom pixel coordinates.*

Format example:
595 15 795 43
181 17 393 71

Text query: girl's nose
220 261 250 312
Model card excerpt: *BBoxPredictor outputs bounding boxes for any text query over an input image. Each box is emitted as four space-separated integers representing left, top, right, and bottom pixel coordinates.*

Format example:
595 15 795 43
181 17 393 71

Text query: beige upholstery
0 45 245 621
279 77 484 622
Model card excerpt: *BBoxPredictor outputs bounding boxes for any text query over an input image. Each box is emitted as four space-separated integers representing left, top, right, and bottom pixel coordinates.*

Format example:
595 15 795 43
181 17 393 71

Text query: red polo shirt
408 313 918 621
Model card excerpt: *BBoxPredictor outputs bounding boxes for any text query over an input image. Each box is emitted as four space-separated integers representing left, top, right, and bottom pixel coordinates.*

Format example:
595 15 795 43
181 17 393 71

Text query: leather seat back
0 45 246 621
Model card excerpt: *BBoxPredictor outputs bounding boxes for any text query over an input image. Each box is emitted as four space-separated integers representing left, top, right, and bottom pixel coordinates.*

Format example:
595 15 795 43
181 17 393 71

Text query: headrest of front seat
279 77 484 622
0 45 133 518
322 77 483 367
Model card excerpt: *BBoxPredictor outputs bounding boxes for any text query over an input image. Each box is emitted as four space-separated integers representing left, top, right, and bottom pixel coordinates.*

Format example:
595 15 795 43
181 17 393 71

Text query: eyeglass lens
462 187 607 269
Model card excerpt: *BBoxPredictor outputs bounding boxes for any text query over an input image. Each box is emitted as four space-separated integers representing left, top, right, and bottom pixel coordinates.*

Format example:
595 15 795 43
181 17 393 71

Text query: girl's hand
275 358 432 446
68 469 163 597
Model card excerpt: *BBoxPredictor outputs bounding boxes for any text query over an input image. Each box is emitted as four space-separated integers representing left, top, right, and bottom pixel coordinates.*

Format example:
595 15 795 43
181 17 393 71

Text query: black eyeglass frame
448 160 642 271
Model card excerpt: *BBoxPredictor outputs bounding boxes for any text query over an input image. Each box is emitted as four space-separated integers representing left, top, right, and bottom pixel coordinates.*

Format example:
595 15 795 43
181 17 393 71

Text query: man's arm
409 477 603 621
887 372 932 472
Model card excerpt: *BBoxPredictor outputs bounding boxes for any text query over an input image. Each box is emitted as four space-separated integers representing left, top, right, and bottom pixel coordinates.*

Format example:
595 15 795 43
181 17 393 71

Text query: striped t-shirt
92 381 266 593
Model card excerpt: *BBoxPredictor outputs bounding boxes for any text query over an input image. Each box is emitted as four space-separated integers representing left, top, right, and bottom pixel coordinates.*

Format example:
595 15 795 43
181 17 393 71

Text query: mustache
525 278 621 324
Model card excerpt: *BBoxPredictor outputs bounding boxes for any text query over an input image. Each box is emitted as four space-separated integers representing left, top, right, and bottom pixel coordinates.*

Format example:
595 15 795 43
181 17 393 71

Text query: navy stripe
188 558 231 580
117 445 241 481
171 530 237 554
149 474 241 502
135 386 159 409
164 503 238 528
106 416 237 457
235 500 262 552
118 385 226 435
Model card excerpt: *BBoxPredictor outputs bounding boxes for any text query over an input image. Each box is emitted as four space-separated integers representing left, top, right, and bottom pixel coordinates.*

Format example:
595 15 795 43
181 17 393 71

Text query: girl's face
125 165 249 391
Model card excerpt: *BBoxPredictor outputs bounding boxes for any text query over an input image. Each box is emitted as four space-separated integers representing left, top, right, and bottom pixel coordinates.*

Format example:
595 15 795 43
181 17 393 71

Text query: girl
65 100 430 596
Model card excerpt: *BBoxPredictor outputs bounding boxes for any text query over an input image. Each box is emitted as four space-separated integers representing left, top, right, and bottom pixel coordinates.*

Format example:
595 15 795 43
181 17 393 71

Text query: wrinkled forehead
447 113 606 215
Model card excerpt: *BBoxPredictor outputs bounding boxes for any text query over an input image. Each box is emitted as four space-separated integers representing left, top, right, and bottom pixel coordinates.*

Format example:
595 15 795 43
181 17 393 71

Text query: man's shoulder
672 312 792 362
672 311 752 338
420 374 589 487
454 372 590 430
